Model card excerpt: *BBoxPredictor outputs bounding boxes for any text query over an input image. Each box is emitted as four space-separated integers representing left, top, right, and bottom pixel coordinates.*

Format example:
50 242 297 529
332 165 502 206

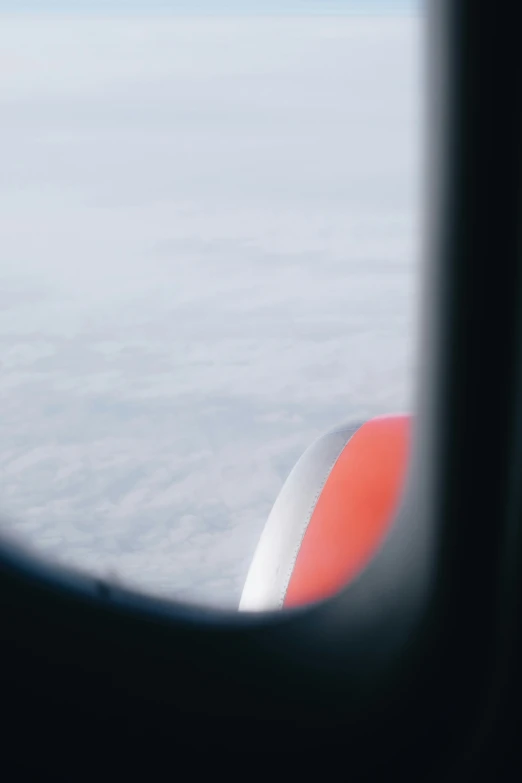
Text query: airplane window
0 2 422 610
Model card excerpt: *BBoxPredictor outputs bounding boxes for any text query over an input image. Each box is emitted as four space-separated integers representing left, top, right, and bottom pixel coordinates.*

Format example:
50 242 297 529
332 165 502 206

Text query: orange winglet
284 415 411 608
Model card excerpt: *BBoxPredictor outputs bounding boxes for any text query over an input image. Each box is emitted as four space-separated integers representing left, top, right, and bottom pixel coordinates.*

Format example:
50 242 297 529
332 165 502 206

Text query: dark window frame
1 1 522 777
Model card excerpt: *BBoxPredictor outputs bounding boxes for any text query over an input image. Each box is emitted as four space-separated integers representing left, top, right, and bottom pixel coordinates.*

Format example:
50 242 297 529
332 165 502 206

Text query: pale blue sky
0 0 419 15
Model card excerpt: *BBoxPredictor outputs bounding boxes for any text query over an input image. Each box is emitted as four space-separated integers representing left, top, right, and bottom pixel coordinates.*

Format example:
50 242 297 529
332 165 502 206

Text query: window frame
1 1 522 776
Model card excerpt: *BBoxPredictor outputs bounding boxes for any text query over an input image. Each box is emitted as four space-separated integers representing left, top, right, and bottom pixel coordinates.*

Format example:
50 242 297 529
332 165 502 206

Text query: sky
0 1 420 14
0 15 422 609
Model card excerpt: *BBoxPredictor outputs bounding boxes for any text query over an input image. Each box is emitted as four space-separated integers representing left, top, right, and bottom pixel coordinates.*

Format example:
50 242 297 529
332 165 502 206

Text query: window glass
0 3 421 609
